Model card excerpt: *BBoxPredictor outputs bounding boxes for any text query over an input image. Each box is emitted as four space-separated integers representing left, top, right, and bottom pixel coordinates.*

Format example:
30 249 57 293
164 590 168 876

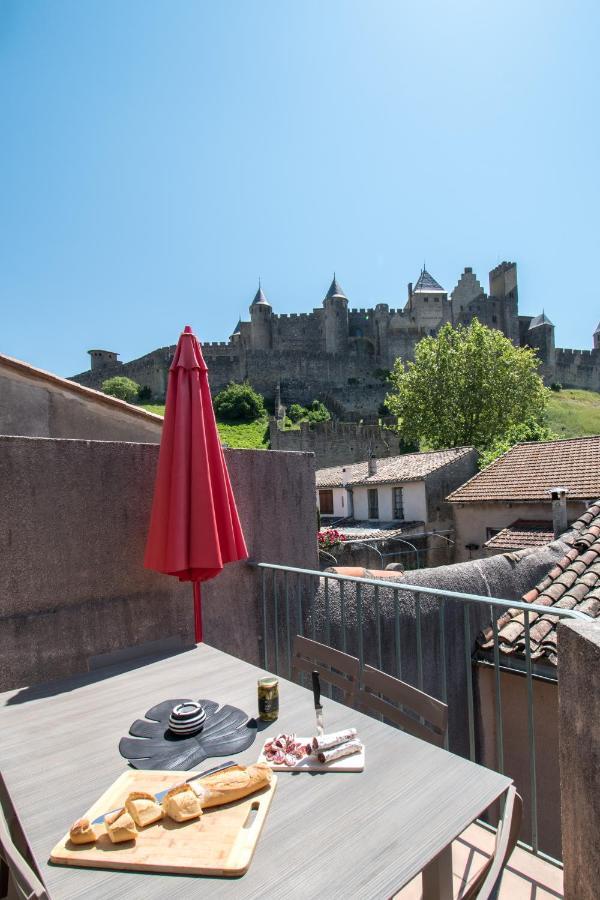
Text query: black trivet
119 698 257 770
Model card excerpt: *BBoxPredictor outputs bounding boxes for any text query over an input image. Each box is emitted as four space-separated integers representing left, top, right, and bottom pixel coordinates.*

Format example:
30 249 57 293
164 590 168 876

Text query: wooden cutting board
50 768 277 878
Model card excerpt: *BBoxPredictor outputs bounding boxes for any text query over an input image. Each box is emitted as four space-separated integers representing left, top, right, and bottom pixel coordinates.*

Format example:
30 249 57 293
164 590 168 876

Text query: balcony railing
251 561 590 867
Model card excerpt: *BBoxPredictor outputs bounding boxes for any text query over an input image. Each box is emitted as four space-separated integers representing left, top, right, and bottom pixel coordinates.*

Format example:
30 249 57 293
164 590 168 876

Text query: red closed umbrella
144 325 248 642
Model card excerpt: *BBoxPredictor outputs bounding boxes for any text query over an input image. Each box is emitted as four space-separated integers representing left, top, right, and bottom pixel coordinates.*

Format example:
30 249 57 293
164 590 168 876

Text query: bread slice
125 791 164 828
191 763 272 808
69 818 98 845
105 807 137 843
162 784 203 823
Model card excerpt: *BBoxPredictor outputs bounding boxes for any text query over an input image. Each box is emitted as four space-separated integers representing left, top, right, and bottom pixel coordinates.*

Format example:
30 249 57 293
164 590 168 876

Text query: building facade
71 262 600 417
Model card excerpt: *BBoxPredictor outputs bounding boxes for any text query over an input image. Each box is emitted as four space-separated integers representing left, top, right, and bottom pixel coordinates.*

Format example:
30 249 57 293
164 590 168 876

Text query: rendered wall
352 481 426 522
476 665 560 859
558 620 600 900
0 436 317 692
451 500 587 562
0 359 163 443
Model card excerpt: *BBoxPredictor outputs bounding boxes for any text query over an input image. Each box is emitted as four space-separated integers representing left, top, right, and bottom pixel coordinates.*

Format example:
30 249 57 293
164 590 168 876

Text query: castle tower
406 267 449 332
249 282 272 351
88 349 121 372
594 322 600 350
323 275 349 354
450 267 485 324
489 261 519 344
527 312 555 367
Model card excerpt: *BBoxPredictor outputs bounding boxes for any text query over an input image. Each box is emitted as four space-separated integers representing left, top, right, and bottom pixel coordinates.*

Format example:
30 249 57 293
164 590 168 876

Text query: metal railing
251 561 590 866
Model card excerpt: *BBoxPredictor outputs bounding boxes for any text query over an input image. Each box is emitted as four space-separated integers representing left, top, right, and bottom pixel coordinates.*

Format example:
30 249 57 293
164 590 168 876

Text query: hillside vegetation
143 387 600 449
142 404 269 449
546 389 600 439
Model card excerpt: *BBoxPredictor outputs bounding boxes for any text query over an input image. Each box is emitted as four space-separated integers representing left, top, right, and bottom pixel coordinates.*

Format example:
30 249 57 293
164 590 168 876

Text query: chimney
368 455 378 476
549 487 568 538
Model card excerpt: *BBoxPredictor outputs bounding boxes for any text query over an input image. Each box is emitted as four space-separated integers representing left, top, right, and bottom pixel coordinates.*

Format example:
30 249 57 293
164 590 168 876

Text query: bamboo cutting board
50 768 277 877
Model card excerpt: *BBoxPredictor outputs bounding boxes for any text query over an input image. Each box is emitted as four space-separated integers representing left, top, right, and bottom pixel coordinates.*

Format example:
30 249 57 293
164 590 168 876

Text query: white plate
257 737 365 772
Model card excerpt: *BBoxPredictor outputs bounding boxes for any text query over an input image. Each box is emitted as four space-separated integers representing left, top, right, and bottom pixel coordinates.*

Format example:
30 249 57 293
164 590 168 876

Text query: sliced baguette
191 763 272 808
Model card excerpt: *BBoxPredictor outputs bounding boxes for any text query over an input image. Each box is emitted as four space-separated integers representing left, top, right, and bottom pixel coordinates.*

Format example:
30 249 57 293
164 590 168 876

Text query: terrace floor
397 821 563 899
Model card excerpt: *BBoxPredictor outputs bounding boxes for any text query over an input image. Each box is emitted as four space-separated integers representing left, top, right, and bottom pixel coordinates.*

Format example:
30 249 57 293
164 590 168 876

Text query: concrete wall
558 620 600 900
451 500 587 562
0 356 163 443
0 436 317 692
476 665 560 859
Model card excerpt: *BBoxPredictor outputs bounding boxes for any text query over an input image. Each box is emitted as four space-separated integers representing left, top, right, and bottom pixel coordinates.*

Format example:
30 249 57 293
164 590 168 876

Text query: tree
385 319 549 451
306 400 331 423
287 403 307 423
101 376 140 403
477 417 557 469
213 382 265 422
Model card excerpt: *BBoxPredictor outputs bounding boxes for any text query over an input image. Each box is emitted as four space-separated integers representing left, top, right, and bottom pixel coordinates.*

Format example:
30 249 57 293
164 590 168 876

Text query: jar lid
258 677 278 687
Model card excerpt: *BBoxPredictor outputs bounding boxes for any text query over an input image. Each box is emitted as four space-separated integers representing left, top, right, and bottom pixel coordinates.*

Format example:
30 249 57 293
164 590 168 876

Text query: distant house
316 447 478 565
446 436 600 562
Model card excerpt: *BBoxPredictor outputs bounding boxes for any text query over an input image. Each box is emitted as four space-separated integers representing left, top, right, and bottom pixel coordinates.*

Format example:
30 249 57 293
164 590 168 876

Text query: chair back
0 773 49 900
462 784 522 900
358 664 448 748
291 636 360 705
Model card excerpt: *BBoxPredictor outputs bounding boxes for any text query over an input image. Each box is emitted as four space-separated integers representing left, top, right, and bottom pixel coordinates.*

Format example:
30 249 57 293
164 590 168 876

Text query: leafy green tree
101 376 140 403
385 319 549 451
213 382 266 422
478 418 557 469
306 400 331 423
287 403 307 423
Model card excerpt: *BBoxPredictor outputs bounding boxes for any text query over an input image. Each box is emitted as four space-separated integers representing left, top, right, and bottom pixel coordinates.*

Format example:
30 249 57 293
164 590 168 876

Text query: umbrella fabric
144 326 248 583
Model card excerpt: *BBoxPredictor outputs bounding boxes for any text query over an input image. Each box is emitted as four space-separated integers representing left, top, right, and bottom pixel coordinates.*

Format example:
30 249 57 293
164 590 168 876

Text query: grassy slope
144 389 600 447
142 405 269 449
546 389 600 439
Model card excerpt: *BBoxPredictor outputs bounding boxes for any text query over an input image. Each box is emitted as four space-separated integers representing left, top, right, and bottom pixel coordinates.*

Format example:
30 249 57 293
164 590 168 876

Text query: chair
291 635 360 705
0 774 49 900
357 664 448 748
461 785 523 899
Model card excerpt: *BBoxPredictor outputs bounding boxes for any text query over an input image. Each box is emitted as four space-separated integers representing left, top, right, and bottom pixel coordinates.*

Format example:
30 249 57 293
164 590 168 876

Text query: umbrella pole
193 582 203 644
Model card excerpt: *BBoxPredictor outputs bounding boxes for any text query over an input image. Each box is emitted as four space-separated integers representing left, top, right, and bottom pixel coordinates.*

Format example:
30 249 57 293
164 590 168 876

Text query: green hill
547 388 600 439
142 405 269 449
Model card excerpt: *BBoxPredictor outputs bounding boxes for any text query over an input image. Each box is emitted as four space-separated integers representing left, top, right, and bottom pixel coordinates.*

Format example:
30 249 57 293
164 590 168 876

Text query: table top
0 643 511 900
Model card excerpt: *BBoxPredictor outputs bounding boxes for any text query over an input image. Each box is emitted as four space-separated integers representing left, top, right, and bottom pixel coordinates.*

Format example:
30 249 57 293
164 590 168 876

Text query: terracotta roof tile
315 446 475 488
478 501 600 667
447 436 600 502
483 521 555 552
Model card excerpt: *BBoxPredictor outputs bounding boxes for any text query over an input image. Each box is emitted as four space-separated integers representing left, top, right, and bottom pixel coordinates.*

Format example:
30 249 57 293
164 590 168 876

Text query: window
319 490 334 515
486 528 501 541
368 489 379 519
393 487 404 520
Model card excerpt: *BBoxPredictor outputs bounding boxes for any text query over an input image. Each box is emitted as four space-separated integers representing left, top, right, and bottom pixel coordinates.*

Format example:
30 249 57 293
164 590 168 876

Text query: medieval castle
73 261 600 417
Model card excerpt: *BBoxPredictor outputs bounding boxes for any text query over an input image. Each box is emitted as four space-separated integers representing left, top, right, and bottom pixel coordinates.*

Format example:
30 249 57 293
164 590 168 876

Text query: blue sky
1 0 599 377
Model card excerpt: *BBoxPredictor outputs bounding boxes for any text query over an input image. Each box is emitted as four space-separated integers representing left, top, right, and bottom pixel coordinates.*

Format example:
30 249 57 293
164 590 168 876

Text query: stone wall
0 354 163 443
269 418 408 468
0 436 317 692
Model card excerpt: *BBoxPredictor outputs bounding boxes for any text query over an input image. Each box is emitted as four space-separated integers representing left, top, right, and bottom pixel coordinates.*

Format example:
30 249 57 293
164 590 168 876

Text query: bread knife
91 759 237 824
312 670 324 736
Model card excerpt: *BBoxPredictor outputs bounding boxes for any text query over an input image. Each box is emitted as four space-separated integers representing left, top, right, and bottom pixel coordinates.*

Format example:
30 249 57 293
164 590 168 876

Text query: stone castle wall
71 262 600 414
269 417 409 468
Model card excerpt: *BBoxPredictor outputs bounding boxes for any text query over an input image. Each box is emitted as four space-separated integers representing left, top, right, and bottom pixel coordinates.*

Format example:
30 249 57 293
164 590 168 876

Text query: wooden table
0 644 511 899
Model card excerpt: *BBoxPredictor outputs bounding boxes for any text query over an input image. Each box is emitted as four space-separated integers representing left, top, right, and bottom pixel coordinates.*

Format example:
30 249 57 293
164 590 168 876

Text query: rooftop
316 446 474 488
528 312 554 330
251 283 270 306
324 274 347 301
319 520 424 541
479 501 600 666
483 521 556 552
447 436 600 503
413 268 445 294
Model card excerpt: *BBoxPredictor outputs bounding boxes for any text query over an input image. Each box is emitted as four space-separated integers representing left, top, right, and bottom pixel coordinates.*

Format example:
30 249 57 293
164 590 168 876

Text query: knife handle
312 670 321 708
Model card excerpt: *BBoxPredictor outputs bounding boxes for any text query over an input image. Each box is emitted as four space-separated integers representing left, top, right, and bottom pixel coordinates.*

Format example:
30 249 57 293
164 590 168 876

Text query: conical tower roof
594 321 600 335
251 280 270 307
529 312 554 330
413 267 445 293
324 274 347 301
231 318 242 336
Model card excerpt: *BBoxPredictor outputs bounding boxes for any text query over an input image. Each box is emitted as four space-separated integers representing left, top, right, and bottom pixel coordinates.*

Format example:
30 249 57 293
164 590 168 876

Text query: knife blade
91 759 237 824
312 670 324 736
